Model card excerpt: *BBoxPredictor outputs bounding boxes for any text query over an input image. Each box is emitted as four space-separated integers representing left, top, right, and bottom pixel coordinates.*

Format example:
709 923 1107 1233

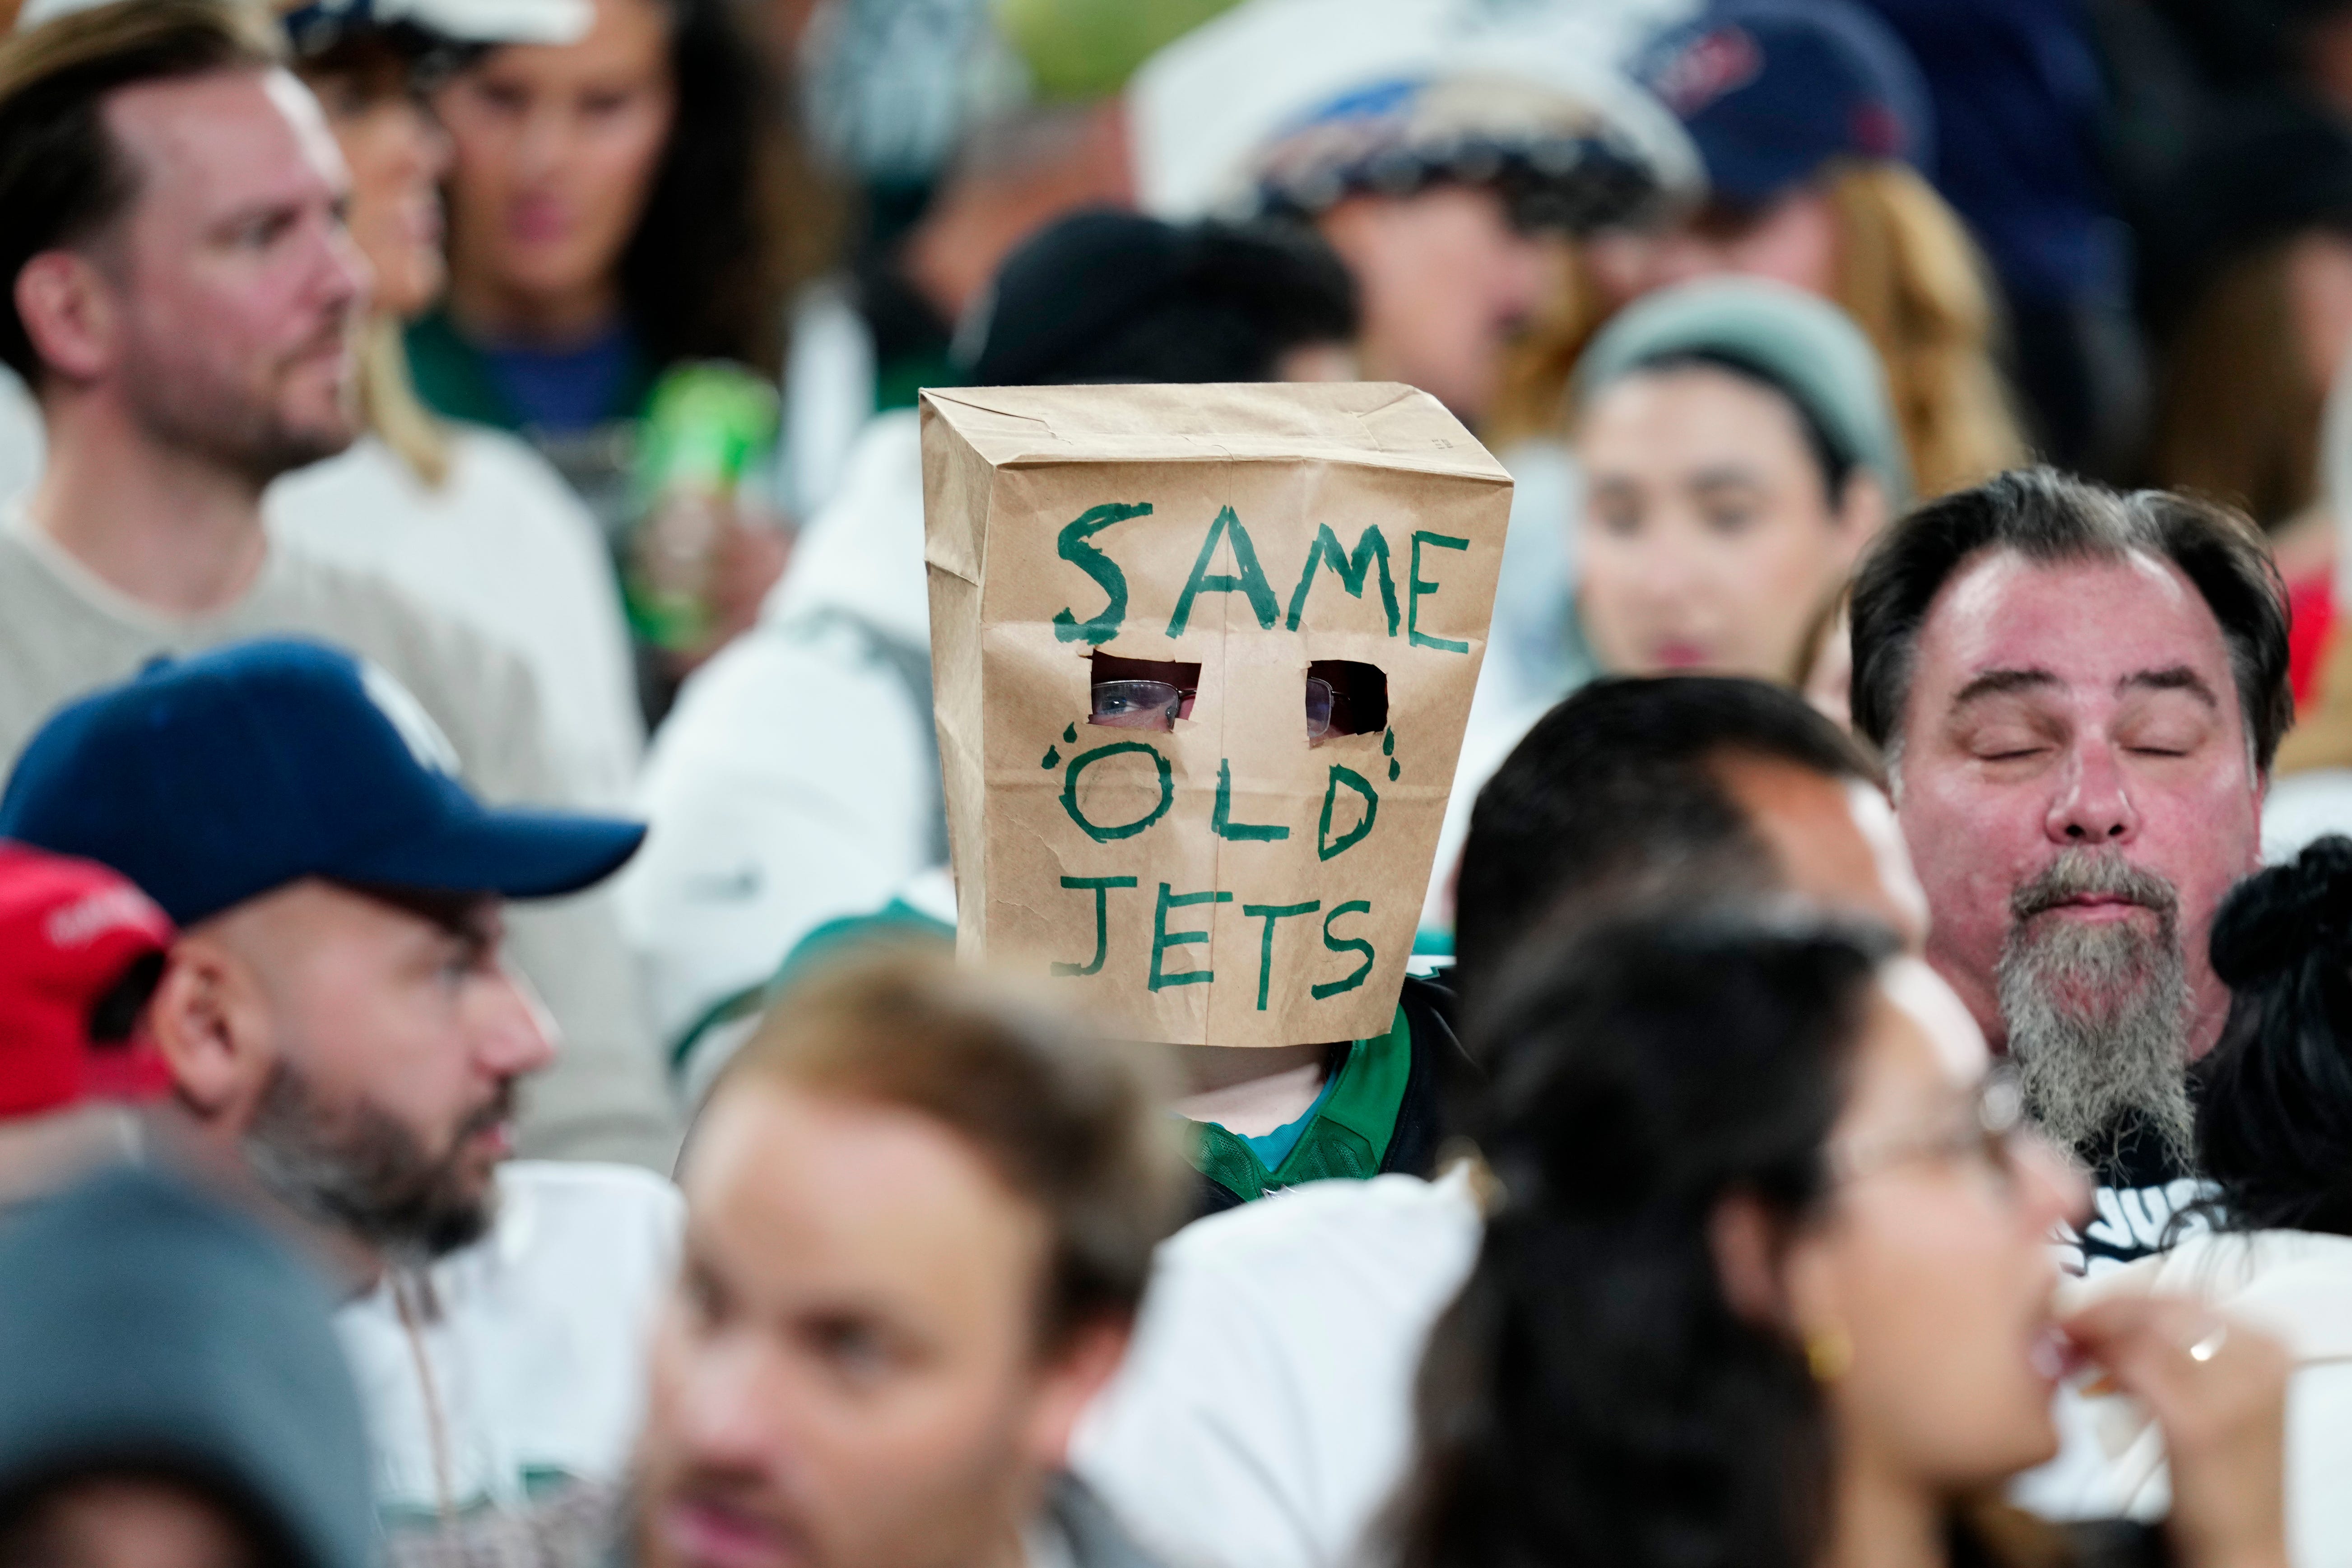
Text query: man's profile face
637 1080 1077 1568
217 881 552 1262
97 68 369 482
1889 550 2263 1147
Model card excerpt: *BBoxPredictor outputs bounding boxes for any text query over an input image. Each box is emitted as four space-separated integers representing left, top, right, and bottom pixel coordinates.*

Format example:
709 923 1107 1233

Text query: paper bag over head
923 382 1511 1048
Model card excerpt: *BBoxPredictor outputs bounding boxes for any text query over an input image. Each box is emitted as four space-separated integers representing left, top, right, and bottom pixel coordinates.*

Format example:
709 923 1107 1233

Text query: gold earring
1805 1326 1853 1384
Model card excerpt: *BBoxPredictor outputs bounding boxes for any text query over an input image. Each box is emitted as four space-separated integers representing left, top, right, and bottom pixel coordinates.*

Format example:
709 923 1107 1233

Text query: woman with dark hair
1569 277 1906 691
1397 912 2290 1568
418 0 782 432
2064 837 2352 1563
414 0 801 666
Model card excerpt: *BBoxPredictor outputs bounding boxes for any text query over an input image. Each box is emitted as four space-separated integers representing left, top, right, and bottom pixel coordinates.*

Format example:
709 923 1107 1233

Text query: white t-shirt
336 1160 684 1519
269 430 644 810
1073 1167 1485 1568
0 369 37 505
2024 1229 2352 1568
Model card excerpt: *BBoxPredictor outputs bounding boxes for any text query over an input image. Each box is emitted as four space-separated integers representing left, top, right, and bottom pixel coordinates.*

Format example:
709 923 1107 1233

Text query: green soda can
628 362 782 653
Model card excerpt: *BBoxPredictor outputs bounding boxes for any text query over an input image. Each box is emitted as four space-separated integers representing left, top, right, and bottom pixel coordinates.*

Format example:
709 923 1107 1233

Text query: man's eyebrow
1949 668 2059 707
1687 464 1763 493
205 196 302 236
2120 666 2219 709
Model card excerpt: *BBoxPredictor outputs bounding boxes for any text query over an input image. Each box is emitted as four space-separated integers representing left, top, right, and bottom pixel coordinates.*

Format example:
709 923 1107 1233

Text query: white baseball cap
16 0 591 46
1128 0 1702 225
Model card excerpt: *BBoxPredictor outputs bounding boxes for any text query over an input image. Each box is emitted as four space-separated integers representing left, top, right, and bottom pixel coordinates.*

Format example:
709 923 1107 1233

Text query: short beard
241 1061 506 1266
119 327 358 488
1995 849 2196 1173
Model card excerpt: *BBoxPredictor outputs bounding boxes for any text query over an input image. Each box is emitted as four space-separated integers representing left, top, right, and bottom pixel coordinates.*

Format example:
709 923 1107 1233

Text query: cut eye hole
1307 660 1387 743
1089 653 1200 732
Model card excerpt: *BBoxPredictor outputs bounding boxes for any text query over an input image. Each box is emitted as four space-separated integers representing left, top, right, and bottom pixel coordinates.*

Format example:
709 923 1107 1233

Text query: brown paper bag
924 382 1511 1047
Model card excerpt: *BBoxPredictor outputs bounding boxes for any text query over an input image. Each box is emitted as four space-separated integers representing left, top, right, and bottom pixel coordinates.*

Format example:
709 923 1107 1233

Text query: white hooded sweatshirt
618 410 943 1073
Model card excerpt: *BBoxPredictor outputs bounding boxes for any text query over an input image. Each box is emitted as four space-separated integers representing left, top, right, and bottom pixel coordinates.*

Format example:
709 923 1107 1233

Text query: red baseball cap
0 841 176 1118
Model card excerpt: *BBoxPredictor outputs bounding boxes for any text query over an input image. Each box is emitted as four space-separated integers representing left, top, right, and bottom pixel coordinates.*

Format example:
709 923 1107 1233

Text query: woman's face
1785 960 2089 1494
302 53 451 320
1577 365 1879 680
1584 186 1841 309
435 0 677 320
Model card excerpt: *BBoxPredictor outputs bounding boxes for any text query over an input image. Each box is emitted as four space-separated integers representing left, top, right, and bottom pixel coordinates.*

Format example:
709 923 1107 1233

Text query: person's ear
1831 471 1890 552
1312 195 1385 273
1714 1191 1857 1377
147 934 276 1132
14 250 121 385
1707 1189 1787 1326
1020 1314 1133 1471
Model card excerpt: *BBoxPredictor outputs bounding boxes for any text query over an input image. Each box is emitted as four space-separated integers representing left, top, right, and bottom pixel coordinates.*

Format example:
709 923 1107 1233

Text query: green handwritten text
1167 506 1278 637
1060 742 1174 842
1408 530 1471 653
1285 523 1399 635
1317 765 1379 860
1052 876 1138 976
1051 503 1152 645
1213 759 1289 841
1313 900 1376 999
1150 883 1232 991
1242 900 1320 1011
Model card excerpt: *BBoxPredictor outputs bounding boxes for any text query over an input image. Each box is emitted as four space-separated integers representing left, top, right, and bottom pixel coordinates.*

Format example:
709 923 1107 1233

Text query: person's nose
1496 232 1554 318
398 99 455 186
1626 526 1714 608
317 211 374 319
475 956 559 1080
2044 737 2138 845
512 100 572 181
674 1336 789 1474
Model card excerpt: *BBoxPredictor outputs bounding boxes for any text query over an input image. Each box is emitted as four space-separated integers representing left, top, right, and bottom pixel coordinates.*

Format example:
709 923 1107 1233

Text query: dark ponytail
2199 835 2352 1235
1393 910 1895 1568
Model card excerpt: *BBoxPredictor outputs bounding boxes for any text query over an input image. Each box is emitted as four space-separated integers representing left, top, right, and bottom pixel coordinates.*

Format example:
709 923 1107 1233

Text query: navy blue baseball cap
1636 0 1933 210
0 640 646 927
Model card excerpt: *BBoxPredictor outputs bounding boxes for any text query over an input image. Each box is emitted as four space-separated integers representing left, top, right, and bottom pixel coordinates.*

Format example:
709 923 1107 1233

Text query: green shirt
402 310 655 435
1191 1003 1414 1202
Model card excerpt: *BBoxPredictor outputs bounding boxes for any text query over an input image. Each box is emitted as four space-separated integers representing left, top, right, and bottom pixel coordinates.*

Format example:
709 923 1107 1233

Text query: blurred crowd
10 2 2352 1568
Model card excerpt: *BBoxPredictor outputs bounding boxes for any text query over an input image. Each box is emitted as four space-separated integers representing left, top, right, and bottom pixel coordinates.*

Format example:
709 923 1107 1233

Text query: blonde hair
1825 161 2026 498
358 313 448 488
1490 161 2028 501
346 313 445 487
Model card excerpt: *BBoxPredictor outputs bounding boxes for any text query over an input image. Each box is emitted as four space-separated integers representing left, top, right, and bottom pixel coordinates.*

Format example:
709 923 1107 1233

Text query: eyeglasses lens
1092 680 1183 730
1306 677 1334 738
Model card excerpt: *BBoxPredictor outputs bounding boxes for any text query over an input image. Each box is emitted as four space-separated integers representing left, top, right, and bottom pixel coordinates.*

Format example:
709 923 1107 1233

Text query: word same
1050 502 1473 652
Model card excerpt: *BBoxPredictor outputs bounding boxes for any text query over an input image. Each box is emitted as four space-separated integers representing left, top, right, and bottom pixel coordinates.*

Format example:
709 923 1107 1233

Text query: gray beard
1994 850 2196 1175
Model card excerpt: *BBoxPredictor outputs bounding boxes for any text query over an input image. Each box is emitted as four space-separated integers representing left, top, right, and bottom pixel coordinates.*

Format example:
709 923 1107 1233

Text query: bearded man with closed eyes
1847 467 2293 1273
